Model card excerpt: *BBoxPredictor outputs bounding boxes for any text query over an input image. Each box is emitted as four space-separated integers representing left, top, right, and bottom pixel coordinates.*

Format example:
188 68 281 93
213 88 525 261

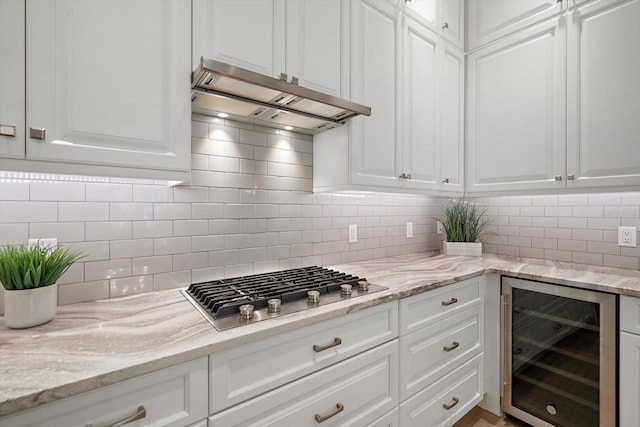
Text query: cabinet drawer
210 301 398 413
620 295 640 334
366 407 399 427
209 340 398 426
1 358 208 427
400 276 483 336
399 305 483 401
399 353 484 427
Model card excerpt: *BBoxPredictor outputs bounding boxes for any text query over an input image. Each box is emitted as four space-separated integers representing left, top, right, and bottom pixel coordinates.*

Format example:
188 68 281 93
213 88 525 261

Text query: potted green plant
440 198 488 257
0 244 83 329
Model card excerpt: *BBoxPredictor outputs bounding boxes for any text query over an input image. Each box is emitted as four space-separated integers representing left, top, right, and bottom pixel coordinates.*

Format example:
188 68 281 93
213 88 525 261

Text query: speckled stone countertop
2 252 640 417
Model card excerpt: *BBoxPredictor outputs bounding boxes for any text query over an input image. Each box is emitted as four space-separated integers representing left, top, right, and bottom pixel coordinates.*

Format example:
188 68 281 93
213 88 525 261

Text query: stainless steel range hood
191 58 371 135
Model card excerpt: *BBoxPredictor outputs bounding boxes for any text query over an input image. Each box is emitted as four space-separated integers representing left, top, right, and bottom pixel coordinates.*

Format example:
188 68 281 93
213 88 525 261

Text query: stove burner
181 266 386 330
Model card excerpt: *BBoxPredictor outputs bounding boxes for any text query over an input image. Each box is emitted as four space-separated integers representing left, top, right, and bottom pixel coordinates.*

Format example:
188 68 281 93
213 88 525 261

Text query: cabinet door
467 0 564 51
350 0 402 188
620 331 640 427
567 0 640 188
286 0 344 97
26 0 191 178
440 0 464 48
0 0 25 159
192 0 285 77
440 43 464 192
404 0 438 32
402 18 439 191
466 18 566 193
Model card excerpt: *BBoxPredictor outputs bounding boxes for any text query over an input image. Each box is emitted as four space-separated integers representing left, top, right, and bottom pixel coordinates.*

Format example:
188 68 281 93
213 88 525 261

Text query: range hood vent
191 58 371 135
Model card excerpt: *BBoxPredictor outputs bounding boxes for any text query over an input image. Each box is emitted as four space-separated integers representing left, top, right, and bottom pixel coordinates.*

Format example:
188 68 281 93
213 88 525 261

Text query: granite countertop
2 252 640 417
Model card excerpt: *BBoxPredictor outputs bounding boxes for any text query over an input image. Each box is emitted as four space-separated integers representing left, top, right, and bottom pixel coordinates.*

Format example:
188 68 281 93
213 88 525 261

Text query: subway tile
154 203 191 220
572 206 603 217
132 185 173 202
238 247 267 263
209 249 239 267
239 159 268 175
173 252 208 271
558 194 588 206
30 182 84 201
191 170 225 187
85 259 131 281
209 188 241 203
192 137 225 156
544 249 572 262
497 245 519 256
225 263 254 278
110 275 154 297
531 195 558 206
498 206 520 216
544 228 572 239
0 201 57 223
572 252 603 266
58 280 109 305
154 237 191 255
519 247 544 259
86 221 131 241
209 155 240 173
132 221 172 239
57 263 84 285
63 241 110 261
0 182 29 200
192 235 224 252
557 239 587 252
209 219 240 235
192 266 224 283
603 230 618 243
209 123 239 142
508 236 531 247
86 183 132 202
520 207 544 217
174 186 209 203
59 202 108 222
173 220 208 236
587 217 620 230
239 128 267 146
225 173 254 189
255 204 279 218
604 254 639 270
313 217 332 230
572 229 603 241
558 217 587 229
192 153 209 170
0 223 28 245
509 216 531 227
192 203 224 219
132 255 173 275
508 196 532 206
621 193 640 205
224 142 254 159
588 193 621 206
191 120 208 138
224 204 255 219
224 234 254 249
587 241 620 256
254 232 278 246
110 203 153 221
30 222 84 243
497 226 519 236
531 238 557 250
268 162 291 177
110 239 153 259
604 205 639 218
544 206 572 217
532 217 558 228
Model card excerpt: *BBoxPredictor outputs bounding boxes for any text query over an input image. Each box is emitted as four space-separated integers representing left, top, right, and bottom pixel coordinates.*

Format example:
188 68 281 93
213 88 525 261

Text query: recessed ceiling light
284 125 294 131
217 113 229 118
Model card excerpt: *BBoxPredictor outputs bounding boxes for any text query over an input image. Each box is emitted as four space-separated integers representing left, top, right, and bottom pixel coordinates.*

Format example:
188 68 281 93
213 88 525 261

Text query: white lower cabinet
0 358 208 427
208 340 399 426
367 407 399 427
399 354 484 427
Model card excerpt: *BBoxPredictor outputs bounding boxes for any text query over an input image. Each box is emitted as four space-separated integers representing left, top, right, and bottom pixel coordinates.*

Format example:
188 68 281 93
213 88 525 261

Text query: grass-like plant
441 198 488 243
0 245 84 290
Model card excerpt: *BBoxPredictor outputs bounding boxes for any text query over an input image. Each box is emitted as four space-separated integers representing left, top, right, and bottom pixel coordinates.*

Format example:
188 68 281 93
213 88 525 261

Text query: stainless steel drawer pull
315 403 344 423
443 397 459 411
443 341 459 352
29 127 46 140
86 405 146 427
442 22 449 29
313 337 342 353
441 297 458 306
0 124 16 137
567 174 575 180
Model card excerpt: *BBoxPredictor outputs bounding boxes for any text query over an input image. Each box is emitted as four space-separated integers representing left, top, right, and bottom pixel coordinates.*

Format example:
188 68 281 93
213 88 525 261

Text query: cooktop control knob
267 298 281 313
357 280 369 292
308 290 320 304
239 304 255 319
341 284 353 296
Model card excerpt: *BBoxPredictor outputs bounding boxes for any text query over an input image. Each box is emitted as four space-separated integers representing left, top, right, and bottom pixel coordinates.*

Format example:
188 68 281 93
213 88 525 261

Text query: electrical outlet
348 224 358 243
436 221 444 234
28 238 58 250
406 222 413 238
618 226 636 247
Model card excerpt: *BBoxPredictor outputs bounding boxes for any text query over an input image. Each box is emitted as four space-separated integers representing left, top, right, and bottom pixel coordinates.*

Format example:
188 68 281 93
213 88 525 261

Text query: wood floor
453 406 531 427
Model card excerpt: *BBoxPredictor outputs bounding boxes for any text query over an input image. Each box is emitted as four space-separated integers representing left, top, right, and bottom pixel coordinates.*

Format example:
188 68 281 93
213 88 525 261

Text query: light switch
406 222 413 238
348 224 358 243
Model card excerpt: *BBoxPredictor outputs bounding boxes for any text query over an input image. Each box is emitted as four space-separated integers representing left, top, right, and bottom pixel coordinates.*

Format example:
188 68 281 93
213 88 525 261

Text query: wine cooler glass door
501 277 616 427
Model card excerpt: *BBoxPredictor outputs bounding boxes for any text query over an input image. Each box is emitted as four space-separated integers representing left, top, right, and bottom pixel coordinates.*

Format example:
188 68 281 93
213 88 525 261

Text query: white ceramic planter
3 284 57 329
442 241 483 257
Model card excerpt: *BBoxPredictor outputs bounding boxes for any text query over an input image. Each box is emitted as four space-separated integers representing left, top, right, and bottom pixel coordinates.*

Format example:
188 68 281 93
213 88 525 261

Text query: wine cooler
501 277 616 426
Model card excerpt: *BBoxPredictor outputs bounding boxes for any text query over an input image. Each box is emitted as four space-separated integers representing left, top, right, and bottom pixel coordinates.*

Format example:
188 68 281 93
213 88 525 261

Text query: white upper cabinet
567 0 640 188
193 0 344 98
11 0 192 181
440 43 464 192
466 17 567 193
0 0 25 159
467 0 565 51
404 0 464 48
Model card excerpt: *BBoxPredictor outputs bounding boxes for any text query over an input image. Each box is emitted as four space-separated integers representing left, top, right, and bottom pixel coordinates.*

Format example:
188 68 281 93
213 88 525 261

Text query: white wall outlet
436 221 444 234
618 226 637 247
28 238 58 250
348 224 358 243
406 222 413 238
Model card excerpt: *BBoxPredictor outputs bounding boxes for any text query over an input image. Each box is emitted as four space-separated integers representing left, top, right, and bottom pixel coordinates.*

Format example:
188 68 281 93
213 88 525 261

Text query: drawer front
210 301 398 413
621 295 640 334
399 306 483 401
366 407 399 427
1 358 208 427
400 276 483 336
209 340 398 426
399 353 484 427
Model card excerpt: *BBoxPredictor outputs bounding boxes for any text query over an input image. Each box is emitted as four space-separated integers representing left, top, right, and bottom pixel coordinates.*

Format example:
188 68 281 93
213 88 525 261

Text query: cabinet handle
443 341 460 352
442 178 449 183
441 297 458 306
29 127 46 140
442 22 449 29
0 124 16 137
313 337 342 353
406 173 412 180
290 76 299 85
443 397 460 411
399 173 407 179
315 403 344 423
567 174 575 180
85 405 146 427
279 72 288 81
554 175 562 181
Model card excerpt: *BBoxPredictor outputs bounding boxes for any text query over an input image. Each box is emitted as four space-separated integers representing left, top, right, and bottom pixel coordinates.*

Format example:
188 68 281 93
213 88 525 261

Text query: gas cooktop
180 266 386 331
